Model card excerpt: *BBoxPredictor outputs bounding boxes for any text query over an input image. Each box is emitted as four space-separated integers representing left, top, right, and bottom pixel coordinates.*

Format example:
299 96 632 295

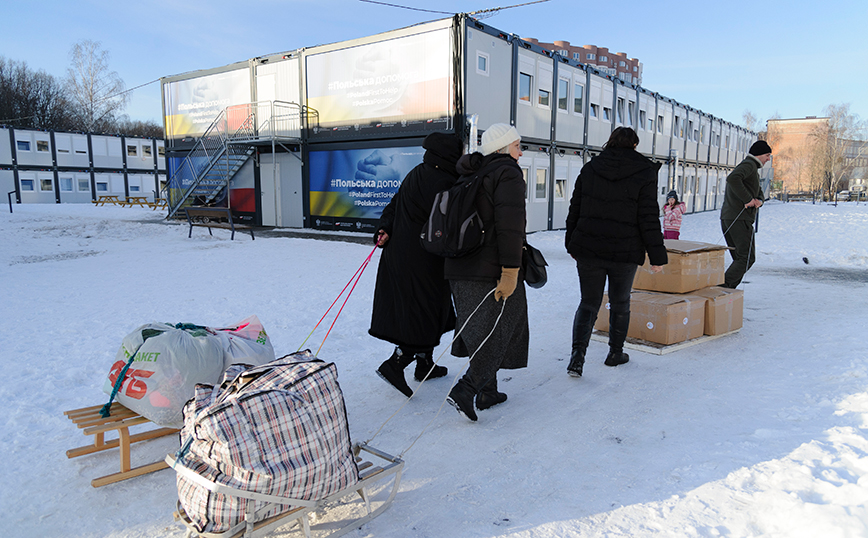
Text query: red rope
297 245 378 354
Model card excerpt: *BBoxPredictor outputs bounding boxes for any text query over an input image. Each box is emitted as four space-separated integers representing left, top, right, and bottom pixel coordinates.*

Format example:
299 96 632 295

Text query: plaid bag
174 350 359 534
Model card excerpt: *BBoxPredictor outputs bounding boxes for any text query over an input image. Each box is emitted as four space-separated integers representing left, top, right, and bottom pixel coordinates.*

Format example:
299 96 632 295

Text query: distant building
767 116 868 196
521 39 642 85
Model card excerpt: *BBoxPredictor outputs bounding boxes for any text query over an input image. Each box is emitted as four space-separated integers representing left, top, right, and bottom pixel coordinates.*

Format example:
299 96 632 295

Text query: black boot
568 306 595 378
376 348 415 397
605 311 630 367
413 351 447 382
447 376 478 421
604 350 630 366
476 377 507 410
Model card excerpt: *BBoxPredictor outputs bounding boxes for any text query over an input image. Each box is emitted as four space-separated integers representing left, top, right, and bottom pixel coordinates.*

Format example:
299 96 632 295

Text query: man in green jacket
720 140 772 288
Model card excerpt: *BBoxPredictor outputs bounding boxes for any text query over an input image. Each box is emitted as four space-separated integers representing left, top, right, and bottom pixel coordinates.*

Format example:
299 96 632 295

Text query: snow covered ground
2 200 867 538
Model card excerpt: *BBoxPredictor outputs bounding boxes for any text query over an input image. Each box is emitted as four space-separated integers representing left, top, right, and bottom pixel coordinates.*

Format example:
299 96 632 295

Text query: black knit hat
749 140 772 156
667 190 678 202
422 132 463 163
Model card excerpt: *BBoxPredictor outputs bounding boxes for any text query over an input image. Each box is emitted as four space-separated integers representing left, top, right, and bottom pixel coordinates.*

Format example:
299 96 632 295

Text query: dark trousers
721 219 756 288
574 257 638 352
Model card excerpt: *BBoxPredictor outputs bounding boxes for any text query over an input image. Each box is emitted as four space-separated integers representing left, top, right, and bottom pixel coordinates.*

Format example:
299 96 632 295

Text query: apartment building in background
521 39 642 85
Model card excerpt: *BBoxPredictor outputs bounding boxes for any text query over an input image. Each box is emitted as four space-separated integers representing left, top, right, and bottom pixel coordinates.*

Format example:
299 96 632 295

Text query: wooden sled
64 402 179 487
167 442 404 538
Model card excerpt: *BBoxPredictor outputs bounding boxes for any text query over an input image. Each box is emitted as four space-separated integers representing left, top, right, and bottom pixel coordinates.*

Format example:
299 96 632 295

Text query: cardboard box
594 291 707 345
690 286 744 335
633 240 728 294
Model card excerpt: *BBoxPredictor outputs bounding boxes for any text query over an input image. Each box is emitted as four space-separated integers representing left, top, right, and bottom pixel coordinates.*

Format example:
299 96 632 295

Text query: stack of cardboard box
595 240 744 346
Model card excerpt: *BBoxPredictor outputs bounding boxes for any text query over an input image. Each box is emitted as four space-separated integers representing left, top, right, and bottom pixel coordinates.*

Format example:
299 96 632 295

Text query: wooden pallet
64 402 179 487
591 328 741 355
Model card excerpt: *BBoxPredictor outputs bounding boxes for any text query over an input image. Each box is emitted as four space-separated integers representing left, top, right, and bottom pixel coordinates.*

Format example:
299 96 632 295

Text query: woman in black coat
369 132 463 398
564 127 667 377
444 123 529 422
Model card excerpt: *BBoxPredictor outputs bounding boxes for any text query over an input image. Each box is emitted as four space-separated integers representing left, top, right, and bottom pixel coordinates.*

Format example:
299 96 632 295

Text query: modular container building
159 14 758 233
1 126 166 205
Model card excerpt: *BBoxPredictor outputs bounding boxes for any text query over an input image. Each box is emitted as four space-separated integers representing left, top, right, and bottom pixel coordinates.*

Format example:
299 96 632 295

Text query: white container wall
465 28 513 131
553 63 586 146
636 90 655 154
654 100 674 158
515 50 553 141
14 131 52 167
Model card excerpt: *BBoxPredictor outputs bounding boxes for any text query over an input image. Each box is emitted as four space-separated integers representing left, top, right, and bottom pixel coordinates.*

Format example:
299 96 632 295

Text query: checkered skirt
175 350 359 533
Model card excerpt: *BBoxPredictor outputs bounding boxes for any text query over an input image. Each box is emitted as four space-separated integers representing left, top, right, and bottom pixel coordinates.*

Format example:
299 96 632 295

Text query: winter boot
604 350 630 366
376 347 415 397
605 311 630 367
447 376 478 421
413 351 447 382
475 377 507 410
567 306 595 377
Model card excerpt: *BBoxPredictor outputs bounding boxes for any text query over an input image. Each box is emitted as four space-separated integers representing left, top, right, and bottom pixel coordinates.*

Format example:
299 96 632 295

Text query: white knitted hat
480 123 520 156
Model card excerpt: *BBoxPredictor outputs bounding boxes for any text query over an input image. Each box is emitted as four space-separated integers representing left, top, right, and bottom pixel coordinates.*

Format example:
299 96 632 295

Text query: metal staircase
166 101 316 219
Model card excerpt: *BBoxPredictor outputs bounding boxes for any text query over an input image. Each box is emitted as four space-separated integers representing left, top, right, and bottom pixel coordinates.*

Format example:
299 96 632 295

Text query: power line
358 0 454 14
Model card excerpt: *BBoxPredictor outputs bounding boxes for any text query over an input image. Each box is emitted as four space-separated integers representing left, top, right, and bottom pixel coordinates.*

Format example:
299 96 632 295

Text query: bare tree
742 109 758 133
65 40 128 132
809 104 867 199
114 118 164 138
0 56 74 130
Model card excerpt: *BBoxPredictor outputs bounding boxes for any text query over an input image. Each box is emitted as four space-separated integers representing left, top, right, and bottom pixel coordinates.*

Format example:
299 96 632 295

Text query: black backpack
420 167 493 258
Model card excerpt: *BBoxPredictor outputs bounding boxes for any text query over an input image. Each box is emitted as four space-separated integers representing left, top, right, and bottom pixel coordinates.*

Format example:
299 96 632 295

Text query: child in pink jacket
663 190 686 239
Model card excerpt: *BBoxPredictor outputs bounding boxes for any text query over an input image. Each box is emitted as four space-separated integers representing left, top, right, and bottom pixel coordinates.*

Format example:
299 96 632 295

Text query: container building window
127 145 137 157
78 178 90 192
40 179 53 191
37 140 50 152
616 98 624 123
60 177 73 191
603 107 612 121
657 116 664 133
555 178 566 200
17 140 30 151
557 79 569 111
538 88 550 107
143 145 152 157
476 52 489 75
519 72 532 102
96 182 108 192
639 110 647 130
535 169 547 199
573 83 584 114
590 104 599 118
21 179 34 191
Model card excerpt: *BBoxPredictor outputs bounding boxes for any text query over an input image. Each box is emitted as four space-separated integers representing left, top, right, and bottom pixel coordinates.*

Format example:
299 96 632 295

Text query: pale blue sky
2 0 865 129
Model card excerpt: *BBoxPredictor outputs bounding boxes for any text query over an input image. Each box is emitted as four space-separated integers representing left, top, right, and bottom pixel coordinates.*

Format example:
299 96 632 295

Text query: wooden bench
93 195 122 206
123 196 150 208
64 402 179 487
185 207 254 240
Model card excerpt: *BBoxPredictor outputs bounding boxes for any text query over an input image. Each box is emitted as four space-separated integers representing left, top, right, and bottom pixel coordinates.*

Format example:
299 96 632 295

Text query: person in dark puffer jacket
445 123 529 422
564 127 667 377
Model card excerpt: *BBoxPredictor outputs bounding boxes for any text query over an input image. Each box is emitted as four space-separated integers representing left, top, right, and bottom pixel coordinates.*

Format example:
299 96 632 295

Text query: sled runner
167 442 403 538
63 402 179 487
